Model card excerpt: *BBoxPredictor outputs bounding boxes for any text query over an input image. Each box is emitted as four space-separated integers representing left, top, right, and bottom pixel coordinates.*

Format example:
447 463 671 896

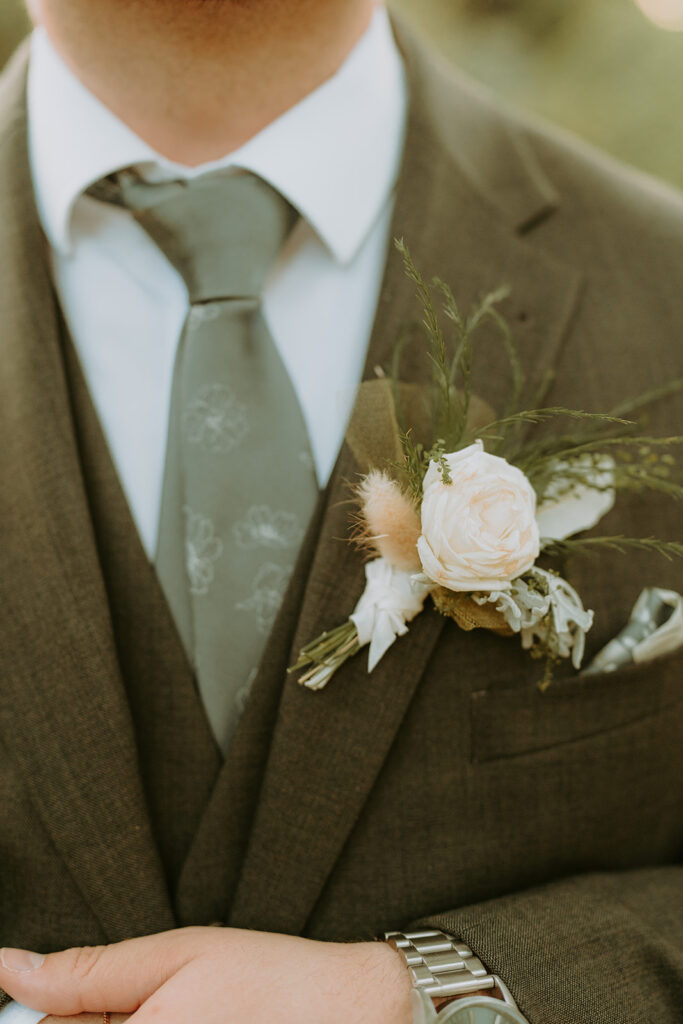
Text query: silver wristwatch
385 929 530 1023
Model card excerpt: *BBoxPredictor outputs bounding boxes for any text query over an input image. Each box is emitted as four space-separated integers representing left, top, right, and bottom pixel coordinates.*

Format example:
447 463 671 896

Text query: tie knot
88 170 297 303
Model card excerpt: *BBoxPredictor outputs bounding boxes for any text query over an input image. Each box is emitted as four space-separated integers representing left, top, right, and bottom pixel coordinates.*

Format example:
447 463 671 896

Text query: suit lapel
229 23 582 935
0 50 174 940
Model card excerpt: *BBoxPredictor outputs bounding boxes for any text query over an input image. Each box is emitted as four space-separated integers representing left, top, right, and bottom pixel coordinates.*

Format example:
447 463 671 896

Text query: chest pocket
470 649 683 762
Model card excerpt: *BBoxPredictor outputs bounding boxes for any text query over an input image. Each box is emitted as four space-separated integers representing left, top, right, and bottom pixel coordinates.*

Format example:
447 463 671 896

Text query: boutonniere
290 242 683 691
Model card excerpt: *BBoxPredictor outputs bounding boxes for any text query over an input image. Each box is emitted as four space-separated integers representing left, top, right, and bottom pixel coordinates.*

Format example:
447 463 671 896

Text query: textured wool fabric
1 16 682 1023
420 868 683 1024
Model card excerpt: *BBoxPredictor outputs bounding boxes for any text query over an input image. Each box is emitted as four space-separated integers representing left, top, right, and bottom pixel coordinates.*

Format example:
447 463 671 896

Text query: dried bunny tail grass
353 470 422 572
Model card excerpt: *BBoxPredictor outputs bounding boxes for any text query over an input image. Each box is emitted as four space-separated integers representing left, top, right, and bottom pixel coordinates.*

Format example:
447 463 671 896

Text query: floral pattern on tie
233 505 304 550
235 667 259 717
184 383 249 454
236 563 293 633
184 507 224 596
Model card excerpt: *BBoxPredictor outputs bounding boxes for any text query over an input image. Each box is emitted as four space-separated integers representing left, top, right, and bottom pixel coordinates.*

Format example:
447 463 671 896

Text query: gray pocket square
583 587 683 675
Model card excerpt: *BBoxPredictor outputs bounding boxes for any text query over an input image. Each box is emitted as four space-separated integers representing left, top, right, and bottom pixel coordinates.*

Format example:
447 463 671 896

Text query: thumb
0 929 198 1016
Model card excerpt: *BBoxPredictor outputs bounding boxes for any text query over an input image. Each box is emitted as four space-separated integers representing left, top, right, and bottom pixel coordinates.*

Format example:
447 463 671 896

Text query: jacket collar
393 16 559 235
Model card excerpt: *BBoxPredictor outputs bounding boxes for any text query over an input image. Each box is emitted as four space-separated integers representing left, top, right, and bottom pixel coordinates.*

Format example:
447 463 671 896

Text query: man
0 0 681 1022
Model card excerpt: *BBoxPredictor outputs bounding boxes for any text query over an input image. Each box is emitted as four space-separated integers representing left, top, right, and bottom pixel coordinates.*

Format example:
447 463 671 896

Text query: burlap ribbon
432 587 513 636
344 378 401 474
345 378 495 472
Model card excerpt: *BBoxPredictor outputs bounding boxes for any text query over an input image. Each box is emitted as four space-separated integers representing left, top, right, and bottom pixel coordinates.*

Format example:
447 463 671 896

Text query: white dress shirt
0 1004 45 1024
27 8 407 558
0 11 406 1024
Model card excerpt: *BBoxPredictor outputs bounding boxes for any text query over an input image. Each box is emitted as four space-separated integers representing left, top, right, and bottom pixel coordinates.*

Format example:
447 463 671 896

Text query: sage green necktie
89 170 319 754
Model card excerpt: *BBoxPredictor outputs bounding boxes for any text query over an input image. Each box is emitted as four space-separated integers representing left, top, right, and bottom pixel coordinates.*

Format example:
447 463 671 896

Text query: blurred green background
1 0 681 189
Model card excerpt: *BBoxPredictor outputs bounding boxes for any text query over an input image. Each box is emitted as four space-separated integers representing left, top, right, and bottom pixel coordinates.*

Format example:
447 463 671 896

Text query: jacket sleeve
414 865 683 1024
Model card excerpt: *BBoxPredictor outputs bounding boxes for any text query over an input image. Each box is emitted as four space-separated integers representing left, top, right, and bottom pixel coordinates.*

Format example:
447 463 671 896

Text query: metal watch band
384 928 498 1002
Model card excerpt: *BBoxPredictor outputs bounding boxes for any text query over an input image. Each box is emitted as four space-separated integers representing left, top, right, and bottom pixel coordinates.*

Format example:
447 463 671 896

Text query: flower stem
289 620 361 689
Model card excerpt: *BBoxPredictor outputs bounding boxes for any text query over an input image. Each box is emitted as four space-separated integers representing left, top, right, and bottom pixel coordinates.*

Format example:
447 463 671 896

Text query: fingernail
0 948 46 973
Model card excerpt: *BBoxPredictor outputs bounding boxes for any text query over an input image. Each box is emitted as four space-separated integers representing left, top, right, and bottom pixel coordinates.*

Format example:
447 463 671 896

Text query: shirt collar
27 7 407 265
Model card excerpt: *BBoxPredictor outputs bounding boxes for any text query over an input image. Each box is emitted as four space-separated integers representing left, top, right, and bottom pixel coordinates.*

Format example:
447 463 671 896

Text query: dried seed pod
354 470 422 572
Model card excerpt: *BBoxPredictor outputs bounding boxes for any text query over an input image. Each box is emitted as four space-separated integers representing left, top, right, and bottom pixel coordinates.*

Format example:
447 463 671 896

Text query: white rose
417 441 540 592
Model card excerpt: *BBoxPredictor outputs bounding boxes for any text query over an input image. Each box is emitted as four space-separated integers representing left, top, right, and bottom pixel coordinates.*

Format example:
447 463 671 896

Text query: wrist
351 941 413 1024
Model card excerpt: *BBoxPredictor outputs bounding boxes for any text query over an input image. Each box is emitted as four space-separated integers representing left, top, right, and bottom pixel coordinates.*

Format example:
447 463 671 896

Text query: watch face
436 995 530 1024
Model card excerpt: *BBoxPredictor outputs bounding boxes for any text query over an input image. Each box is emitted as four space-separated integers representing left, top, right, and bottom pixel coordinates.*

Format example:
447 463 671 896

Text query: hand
0 927 413 1024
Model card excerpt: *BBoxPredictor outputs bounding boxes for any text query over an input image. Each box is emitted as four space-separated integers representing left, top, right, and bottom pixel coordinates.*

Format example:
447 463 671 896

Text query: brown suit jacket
1 20 682 1024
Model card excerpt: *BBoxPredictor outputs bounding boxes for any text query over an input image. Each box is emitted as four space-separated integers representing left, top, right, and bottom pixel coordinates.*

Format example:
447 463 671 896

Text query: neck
34 0 377 165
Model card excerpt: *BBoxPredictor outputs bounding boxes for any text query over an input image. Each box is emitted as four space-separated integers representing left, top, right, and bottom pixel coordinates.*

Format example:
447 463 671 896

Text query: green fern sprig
396 240 461 446
524 438 683 501
472 408 634 455
609 464 683 499
392 247 681 517
507 422 636 468
478 299 523 421
529 450 681 497
608 377 683 419
510 380 683 467
395 240 521 454
541 536 683 560
435 278 472 440
398 431 428 505
521 434 683 476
